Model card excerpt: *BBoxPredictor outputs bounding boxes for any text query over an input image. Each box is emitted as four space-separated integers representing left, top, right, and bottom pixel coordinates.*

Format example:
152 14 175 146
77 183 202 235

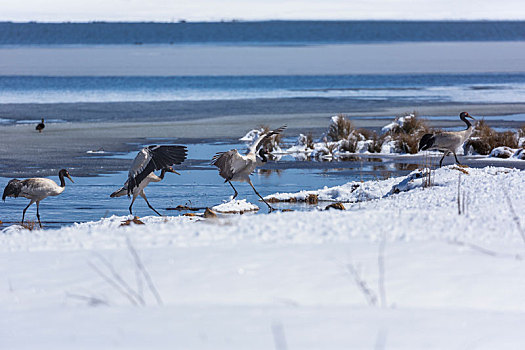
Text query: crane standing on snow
212 125 286 211
418 112 475 167
2 169 74 228
110 145 187 216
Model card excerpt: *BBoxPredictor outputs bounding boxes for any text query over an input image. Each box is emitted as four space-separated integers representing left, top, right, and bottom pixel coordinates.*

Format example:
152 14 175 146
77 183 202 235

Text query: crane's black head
59 169 74 183
258 148 269 163
460 112 475 120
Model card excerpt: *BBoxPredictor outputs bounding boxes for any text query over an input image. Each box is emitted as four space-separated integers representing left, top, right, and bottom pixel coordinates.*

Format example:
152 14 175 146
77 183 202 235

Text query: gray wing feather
212 150 249 181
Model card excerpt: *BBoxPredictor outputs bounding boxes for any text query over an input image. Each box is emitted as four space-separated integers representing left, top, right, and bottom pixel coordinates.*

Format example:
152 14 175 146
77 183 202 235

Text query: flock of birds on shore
2 112 475 228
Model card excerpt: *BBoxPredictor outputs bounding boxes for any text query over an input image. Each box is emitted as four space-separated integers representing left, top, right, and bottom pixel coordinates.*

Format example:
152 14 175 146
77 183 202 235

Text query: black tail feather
2 179 22 201
418 134 435 151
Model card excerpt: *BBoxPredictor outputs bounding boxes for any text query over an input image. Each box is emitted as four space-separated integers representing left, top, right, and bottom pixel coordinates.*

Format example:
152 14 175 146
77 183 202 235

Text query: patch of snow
380 138 398 153
381 113 415 133
212 199 259 213
356 139 373 153
488 146 525 160
489 146 514 158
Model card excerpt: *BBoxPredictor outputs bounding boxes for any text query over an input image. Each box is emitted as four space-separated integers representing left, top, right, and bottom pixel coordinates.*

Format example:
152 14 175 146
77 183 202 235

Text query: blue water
1 74 525 105
0 142 414 228
0 21 524 45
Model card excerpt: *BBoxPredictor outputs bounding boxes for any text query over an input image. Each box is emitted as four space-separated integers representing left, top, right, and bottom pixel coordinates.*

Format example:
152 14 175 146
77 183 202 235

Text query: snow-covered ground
2 165 525 349
212 199 260 213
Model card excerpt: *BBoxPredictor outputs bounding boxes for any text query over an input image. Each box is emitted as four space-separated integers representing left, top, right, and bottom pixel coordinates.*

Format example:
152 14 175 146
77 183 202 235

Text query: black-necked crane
212 125 286 211
36 118 45 133
110 145 187 216
418 112 475 167
2 169 74 228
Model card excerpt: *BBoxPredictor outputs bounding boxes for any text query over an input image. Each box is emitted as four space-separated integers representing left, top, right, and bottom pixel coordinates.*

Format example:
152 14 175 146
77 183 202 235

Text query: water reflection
258 168 283 177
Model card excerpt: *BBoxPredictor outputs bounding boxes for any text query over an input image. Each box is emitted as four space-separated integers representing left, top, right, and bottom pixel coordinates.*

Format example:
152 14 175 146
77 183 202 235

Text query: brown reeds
465 119 520 155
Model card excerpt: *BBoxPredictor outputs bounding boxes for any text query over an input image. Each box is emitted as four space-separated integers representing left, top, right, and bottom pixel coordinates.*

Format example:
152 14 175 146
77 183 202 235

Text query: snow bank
265 166 519 206
212 199 259 213
2 166 523 250
489 146 525 160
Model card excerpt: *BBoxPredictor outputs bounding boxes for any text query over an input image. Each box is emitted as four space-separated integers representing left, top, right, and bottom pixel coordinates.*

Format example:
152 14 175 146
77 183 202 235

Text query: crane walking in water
418 112 475 167
111 145 187 216
212 125 286 211
2 169 74 228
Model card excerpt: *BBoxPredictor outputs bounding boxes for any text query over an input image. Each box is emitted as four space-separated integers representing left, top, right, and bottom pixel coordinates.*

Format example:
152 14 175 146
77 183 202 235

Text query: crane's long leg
129 195 137 216
453 151 462 165
22 200 34 224
248 180 275 212
228 181 238 200
140 192 162 216
439 151 450 168
36 201 42 228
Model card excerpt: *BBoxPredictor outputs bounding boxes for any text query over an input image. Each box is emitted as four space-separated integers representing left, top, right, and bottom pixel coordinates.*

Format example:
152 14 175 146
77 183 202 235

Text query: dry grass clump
328 115 354 141
301 132 315 149
393 112 429 135
385 112 432 154
465 119 520 155
357 128 385 153
395 133 421 154
451 166 470 174
203 208 218 218
266 193 319 204
120 217 145 226
325 115 385 154
20 221 37 230
338 136 358 153
306 194 319 204
325 202 346 210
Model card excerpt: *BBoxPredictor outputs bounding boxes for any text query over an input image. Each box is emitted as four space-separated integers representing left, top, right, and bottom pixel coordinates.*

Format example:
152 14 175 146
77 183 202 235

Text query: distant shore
1 101 525 177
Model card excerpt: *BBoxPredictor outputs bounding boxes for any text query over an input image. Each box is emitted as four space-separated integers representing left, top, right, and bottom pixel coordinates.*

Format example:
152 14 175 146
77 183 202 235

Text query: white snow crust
212 199 259 213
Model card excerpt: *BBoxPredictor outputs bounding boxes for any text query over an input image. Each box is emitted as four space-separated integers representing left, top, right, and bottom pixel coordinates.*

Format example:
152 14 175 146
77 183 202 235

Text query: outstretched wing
211 149 249 181
2 179 22 201
248 125 286 153
127 145 187 196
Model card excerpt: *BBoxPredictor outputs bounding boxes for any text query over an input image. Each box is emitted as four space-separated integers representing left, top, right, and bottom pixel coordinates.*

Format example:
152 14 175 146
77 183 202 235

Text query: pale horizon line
2 18 525 24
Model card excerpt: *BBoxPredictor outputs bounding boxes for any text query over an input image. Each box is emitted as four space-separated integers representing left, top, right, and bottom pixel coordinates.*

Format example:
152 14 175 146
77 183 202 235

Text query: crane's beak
467 113 476 120
165 167 181 175
66 174 74 183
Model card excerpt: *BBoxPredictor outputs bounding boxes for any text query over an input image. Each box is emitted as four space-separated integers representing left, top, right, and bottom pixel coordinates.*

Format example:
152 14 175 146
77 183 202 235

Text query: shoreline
1 101 525 177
